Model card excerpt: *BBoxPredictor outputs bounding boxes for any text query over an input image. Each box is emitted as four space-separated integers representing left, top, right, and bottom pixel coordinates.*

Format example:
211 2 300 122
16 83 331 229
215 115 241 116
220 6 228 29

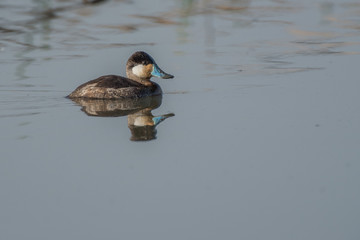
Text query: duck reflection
70 95 174 141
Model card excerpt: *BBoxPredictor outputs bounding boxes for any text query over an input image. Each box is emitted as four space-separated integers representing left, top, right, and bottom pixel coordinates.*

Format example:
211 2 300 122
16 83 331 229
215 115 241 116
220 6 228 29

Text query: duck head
126 51 174 86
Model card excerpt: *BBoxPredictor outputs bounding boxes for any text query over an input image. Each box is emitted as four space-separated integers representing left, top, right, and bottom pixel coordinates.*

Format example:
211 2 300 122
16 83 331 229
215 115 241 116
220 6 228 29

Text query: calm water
1 0 360 239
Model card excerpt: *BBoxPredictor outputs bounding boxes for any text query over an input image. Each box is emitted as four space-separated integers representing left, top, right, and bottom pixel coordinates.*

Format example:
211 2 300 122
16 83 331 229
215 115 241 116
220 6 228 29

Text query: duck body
68 75 162 99
68 51 173 99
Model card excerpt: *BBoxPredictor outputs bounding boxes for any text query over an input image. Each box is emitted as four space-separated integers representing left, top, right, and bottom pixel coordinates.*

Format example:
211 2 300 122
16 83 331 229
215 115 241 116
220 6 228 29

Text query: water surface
1 0 360 239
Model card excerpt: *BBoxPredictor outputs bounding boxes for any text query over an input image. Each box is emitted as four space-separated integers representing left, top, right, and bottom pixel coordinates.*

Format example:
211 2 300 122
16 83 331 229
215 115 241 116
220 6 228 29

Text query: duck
67 51 174 99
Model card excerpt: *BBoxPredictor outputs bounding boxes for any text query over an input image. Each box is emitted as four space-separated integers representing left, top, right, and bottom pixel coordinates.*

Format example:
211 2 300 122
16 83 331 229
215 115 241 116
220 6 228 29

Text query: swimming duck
67 51 174 99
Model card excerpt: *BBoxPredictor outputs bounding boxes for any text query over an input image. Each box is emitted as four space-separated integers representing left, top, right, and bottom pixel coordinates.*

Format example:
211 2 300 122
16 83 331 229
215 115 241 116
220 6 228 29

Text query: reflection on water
176 0 251 44
2 0 359 81
128 110 175 141
12 0 53 80
70 95 175 141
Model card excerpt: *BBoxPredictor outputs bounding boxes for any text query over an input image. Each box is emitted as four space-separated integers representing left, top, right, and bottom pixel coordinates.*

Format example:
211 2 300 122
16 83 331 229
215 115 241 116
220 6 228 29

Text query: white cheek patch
133 116 152 126
132 65 145 78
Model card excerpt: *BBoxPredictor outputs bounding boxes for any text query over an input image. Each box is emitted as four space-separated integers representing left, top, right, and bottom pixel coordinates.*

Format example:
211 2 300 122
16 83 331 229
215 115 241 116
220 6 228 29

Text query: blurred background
1 0 360 239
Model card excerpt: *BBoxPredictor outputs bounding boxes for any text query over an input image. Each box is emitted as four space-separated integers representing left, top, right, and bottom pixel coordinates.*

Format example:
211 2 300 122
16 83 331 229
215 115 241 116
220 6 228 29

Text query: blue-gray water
1 0 359 239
